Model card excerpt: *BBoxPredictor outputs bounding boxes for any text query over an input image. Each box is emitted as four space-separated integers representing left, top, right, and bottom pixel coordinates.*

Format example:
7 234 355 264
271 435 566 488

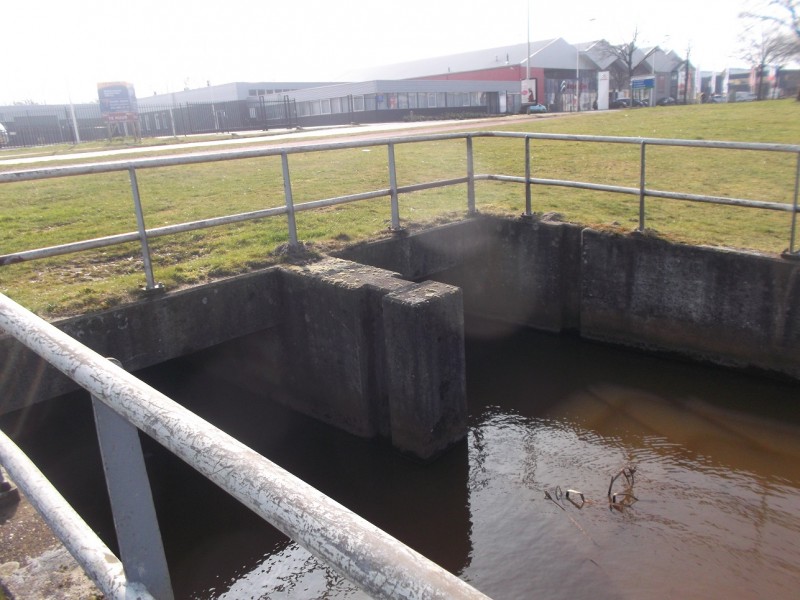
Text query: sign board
97 82 139 123
521 79 537 103
632 78 655 90
597 72 610 110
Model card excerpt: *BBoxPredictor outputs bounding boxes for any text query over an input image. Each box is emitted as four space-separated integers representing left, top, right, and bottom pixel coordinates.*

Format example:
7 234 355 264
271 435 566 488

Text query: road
0 114 551 168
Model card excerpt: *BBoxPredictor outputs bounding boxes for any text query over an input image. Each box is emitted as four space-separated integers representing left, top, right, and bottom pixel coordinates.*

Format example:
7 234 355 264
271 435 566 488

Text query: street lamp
576 46 581 112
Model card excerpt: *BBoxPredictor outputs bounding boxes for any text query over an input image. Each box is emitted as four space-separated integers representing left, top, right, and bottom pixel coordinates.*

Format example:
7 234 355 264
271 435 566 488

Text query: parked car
710 94 726 103
656 97 676 106
610 98 631 109
527 103 548 114
734 91 757 102
632 99 648 107
0 123 9 146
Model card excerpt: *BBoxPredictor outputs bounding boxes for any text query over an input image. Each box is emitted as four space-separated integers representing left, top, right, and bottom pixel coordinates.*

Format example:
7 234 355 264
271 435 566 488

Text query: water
3 318 800 599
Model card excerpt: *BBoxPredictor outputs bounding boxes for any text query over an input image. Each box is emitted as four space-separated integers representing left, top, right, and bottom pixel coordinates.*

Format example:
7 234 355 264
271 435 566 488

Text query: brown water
3 319 800 599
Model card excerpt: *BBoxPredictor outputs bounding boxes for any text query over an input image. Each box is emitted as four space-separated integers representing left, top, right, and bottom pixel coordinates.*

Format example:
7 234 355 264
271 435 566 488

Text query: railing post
281 152 299 247
387 143 402 231
466 136 476 215
128 167 161 291
92 358 173 600
638 141 647 231
789 152 800 254
524 136 532 216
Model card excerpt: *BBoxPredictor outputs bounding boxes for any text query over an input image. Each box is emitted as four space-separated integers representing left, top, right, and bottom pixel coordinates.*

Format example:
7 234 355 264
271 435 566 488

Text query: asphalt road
0 113 549 168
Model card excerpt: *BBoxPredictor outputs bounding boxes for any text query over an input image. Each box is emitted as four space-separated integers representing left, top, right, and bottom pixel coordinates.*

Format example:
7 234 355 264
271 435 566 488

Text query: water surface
3 319 800 599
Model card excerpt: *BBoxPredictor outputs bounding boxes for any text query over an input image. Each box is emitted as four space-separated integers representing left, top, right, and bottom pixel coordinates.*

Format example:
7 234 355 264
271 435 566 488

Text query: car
656 97 676 106
610 98 631 109
0 123 9 146
527 103 548 114
710 94 726 103
632 99 648 107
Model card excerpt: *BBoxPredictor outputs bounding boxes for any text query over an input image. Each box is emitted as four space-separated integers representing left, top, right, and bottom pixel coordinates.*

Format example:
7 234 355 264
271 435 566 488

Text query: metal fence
0 98 299 147
1 130 799 598
1 131 799 284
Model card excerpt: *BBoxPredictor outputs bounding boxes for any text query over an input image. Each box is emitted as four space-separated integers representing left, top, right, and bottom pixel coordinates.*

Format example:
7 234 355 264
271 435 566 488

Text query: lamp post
576 46 581 112
527 0 531 83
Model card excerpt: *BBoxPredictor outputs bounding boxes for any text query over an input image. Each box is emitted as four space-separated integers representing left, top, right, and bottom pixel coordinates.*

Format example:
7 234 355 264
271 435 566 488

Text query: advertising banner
97 82 139 123
521 79 537 104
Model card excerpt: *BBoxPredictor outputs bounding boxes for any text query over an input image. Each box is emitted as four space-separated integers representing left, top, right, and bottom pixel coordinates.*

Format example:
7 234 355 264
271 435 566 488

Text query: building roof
339 39 580 81
267 79 524 103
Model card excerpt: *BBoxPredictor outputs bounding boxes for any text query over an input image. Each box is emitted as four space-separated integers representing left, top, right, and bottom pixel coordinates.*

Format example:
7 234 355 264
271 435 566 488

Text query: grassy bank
1 100 798 318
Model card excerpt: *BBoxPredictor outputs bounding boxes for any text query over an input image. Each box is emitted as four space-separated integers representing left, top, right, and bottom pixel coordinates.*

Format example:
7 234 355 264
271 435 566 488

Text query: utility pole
684 43 692 105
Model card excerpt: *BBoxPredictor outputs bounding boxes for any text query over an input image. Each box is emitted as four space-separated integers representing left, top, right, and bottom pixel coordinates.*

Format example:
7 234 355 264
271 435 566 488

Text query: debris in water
608 465 638 511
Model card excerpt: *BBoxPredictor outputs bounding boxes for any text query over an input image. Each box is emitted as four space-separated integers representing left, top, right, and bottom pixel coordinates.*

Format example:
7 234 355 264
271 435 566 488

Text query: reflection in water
462 321 800 600
2 320 800 599
218 541 368 600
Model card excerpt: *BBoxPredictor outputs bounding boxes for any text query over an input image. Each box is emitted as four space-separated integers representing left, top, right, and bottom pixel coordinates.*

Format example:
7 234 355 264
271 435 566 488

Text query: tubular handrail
0 292 491 600
0 428 157 600
1 130 799 279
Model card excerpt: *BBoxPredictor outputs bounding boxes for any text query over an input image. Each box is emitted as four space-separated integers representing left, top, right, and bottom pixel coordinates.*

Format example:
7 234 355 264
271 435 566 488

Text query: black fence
0 98 298 148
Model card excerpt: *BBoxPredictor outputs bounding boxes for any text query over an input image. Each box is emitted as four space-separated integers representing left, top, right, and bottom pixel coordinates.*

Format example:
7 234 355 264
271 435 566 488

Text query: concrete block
383 281 467 460
275 258 411 438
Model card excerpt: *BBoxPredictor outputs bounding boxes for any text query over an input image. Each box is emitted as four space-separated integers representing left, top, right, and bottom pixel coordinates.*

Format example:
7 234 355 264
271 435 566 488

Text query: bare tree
741 0 799 40
740 1 800 98
600 29 642 97
740 29 793 98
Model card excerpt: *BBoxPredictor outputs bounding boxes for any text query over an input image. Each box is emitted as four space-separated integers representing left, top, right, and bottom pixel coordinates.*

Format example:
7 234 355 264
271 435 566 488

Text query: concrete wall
338 216 584 333
1 270 282 414
1 258 467 461
579 229 800 376
3 214 798 460
340 215 800 379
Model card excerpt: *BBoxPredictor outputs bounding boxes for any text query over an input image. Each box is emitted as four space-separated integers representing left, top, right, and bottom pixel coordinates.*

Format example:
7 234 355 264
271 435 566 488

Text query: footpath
1 468 101 599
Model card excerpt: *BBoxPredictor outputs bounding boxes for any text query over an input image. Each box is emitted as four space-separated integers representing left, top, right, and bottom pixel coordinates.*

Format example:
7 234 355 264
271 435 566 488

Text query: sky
0 0 777 105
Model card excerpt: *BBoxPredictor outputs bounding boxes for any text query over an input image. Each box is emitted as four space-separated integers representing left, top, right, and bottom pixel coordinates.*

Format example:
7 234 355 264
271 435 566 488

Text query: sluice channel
2 317 800 599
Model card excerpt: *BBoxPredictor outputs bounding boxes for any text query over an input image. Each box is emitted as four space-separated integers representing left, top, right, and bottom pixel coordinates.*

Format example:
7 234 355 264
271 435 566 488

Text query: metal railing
0 292 491 600
1 130 799 598
1 131 799 292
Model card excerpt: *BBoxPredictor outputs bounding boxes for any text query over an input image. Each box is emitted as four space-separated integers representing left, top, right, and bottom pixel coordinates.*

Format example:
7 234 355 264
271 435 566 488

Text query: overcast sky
1 0 775 105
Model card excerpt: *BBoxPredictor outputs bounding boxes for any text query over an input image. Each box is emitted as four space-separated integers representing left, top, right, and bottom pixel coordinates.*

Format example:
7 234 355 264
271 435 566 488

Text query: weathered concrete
265 258 467 459
339 216 583 332
0 269 282 414
383 281 466 458
341 214 800 379
3 214 799 459
1 257 468 460
579 229 800 376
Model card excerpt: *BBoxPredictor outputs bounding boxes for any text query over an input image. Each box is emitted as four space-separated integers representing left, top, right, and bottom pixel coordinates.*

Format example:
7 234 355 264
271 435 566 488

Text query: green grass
1 100 799 318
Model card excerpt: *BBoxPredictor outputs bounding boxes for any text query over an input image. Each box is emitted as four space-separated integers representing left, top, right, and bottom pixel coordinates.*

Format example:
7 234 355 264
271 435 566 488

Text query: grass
1 100 798 318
